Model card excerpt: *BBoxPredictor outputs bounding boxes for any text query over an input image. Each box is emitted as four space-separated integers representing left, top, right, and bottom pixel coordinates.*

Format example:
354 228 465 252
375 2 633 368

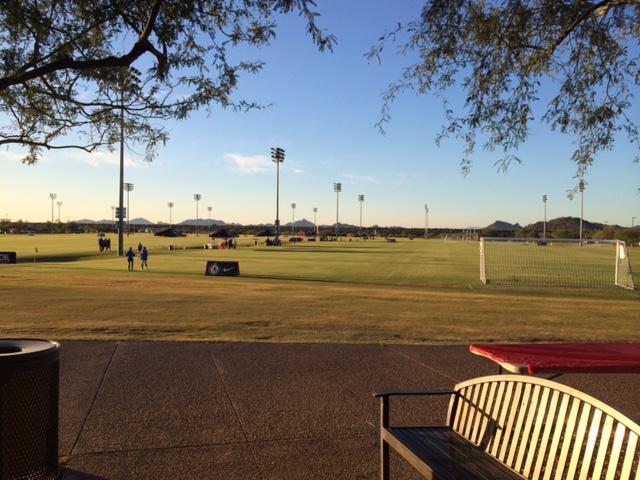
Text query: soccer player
140 246 149 270
126 247 135 271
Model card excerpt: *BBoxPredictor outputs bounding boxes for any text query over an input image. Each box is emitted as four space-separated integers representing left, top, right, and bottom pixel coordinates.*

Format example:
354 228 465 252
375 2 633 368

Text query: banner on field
0 252 17 264
205 261 240 277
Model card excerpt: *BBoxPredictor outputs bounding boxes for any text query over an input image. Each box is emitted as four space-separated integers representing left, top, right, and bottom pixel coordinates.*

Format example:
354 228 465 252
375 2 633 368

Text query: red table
469 343 640 376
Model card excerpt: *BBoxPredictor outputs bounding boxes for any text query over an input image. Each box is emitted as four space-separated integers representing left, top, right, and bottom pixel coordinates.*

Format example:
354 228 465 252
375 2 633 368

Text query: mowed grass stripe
0 233 638 343
0 269 637 343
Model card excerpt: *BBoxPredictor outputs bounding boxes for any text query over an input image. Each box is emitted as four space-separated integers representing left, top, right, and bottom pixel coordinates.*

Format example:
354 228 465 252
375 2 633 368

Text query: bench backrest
446 375 640 480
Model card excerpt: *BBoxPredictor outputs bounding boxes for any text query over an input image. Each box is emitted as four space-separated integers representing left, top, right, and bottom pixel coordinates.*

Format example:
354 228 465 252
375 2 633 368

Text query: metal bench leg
380 396 390 480
381 438 390 480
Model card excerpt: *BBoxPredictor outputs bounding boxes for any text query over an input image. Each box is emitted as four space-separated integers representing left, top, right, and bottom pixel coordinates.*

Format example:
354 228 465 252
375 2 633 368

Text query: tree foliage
0 0 334 163
368 0 640 176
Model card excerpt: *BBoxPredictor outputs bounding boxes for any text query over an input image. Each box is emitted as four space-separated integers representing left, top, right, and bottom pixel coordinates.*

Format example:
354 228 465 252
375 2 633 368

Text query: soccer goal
479 237 634 290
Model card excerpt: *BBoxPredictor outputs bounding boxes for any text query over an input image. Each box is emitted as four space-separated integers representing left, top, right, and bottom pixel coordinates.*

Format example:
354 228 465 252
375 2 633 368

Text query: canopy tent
255 229 274 237
209 228 238 239
154 228 186 237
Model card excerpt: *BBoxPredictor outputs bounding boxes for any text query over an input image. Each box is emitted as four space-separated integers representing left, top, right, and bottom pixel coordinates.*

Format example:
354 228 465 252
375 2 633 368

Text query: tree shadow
60 468 108 480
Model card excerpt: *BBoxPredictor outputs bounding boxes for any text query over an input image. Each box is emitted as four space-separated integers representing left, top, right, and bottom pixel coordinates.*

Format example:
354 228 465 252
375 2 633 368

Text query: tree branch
0 0 165 91
548 0 640 54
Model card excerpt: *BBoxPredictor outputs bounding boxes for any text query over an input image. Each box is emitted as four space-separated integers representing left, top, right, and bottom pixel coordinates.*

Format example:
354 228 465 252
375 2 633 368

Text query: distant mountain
524 216 606 232
96 219 114 224
283 218 315 228
75 219 95 224
319 222 356 228
485 220 522 231
130 217 153 225
179 218 227 226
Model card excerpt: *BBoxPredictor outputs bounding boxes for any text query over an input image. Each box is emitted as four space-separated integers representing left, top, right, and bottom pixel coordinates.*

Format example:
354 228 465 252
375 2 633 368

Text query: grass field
0 233 638 344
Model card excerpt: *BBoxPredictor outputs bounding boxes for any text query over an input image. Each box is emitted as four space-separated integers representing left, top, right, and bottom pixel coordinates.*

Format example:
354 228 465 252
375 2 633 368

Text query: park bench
375 374 640 479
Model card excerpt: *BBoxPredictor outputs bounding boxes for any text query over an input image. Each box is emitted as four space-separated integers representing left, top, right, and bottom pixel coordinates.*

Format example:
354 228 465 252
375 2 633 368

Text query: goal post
479 237 634 290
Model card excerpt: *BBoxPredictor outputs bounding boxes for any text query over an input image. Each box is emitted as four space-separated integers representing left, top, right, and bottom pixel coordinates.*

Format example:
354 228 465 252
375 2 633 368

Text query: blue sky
1 0 638 228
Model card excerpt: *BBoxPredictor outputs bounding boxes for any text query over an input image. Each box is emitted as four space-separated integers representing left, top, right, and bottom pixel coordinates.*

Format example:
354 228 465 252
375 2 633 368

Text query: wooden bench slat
592 415 615 479
380 375 640 480
490 381 513 457
507 382 533 468
476 382 498 448
578 409 603 480
523 387 551 477
554 396 582 480
542 393 570 480
470 382 490 445
498 382 523 463
515 385 542 472
605 423 626 480
532 389 560 480
385 427 524 480
566 403 592 480
620 431 638 479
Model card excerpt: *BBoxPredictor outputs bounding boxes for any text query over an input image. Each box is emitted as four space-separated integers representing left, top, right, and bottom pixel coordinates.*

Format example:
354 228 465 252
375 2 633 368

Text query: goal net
479 238 634 290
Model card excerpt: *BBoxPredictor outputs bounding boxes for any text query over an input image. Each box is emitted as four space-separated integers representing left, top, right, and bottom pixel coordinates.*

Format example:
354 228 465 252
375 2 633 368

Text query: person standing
126 247 135 271
140 246 149 270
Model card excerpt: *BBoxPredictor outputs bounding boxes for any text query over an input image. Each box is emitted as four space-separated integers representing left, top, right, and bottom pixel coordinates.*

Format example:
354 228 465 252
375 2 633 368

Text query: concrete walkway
58 341 640 479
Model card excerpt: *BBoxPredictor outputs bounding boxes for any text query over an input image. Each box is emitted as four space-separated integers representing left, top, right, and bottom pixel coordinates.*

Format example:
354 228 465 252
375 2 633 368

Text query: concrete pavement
57 341 640 479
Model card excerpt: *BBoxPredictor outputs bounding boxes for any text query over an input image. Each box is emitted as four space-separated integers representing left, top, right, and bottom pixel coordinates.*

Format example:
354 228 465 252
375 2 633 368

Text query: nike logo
222 267 234 273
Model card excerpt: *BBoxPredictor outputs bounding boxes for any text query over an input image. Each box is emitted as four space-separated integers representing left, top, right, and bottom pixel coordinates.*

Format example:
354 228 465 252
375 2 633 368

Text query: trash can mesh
1 347 58 480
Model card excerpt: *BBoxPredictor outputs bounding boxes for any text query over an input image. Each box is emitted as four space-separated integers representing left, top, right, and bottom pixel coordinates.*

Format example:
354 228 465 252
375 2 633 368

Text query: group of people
98 237 112 251
126 242 149 271
219 238 237 249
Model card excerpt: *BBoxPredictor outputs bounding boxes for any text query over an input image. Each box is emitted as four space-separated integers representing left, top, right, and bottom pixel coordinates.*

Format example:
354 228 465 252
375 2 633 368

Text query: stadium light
207 206 212 234
579 180 585 243
48 193 57 226
271 147 285 241
424 204 429 239
291 203 296 238
194 194 202 236
56 201 63 223
542 195 548 239
123 183 134 237
313 207 318 237
333 183 342 238
358 194 365 234
168 202 174 227
633 216 636 228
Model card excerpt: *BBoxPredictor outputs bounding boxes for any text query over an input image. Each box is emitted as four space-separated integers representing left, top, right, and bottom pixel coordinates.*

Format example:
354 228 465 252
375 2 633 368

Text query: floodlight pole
207 206 212 235
424 204 429 239
542 195 548 239
334 183 341 238
358 194 364 234
579 180 585 243
48 193 57 228
313 207 318 236
632 216 636 228
271 147 285 241
56 201 62 223
291 203 296 238
168 202 174 227
124 183 134 236
111 206 115 230
194 194 202 236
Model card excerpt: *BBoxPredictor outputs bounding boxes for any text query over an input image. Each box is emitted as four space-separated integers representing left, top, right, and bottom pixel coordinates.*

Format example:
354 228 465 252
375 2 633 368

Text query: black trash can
0 339 59 480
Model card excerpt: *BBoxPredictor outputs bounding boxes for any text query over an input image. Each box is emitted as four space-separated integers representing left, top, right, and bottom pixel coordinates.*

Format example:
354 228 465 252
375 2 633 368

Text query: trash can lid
0 339 59 367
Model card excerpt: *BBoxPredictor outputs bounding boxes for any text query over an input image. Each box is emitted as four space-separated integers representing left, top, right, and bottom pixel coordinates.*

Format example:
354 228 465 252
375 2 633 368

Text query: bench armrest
373 389 455 398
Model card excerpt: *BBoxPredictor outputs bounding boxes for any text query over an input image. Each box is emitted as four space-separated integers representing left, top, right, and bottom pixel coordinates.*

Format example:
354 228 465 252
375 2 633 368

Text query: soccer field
0 233 638 343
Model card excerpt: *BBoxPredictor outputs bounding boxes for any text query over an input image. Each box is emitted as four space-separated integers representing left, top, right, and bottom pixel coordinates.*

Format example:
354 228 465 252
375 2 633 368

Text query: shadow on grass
253 247 397 255
19 253 107 263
